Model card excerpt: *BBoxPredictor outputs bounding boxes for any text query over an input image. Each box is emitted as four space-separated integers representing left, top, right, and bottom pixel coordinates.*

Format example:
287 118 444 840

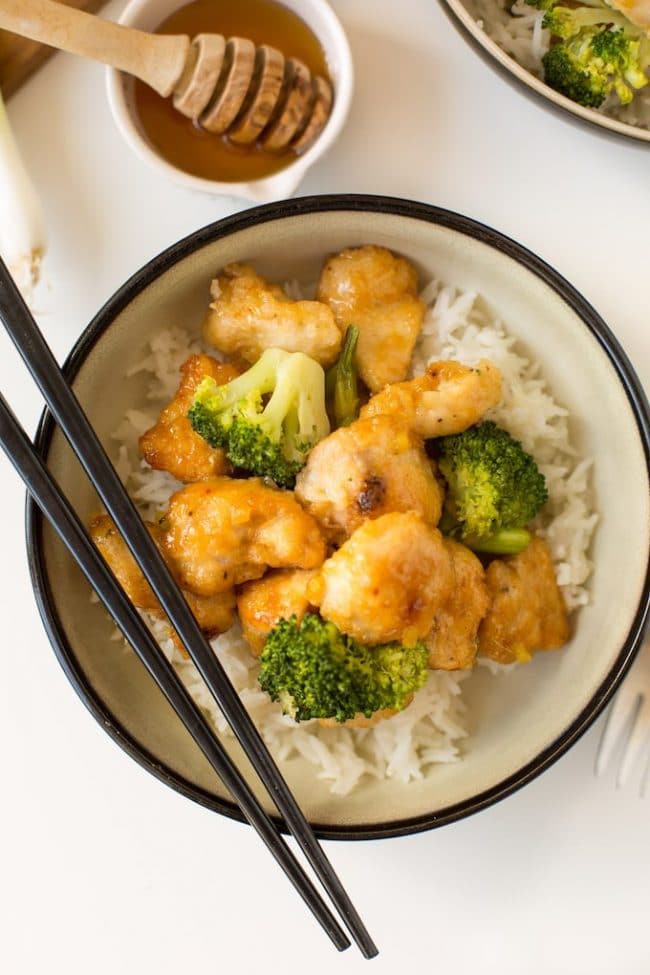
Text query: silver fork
595 634 650 793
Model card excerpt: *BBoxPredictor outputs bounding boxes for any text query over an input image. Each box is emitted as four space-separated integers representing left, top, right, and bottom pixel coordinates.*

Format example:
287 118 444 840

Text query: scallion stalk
0 87 46 296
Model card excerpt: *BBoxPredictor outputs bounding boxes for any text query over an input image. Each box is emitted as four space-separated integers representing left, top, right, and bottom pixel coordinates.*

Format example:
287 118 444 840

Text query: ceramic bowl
438 0 650 145
26 195 650 839
106 0 353 201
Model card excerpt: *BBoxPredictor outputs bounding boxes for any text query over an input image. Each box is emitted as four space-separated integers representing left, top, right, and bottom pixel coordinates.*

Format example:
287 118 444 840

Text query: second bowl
439 0 650 145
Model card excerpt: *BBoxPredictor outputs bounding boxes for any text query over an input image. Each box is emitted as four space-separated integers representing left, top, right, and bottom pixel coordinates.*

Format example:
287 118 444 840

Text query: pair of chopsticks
0 259 378 959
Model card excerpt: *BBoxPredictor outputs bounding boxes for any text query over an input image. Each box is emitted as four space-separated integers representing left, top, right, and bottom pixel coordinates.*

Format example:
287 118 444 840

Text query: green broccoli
454 527 534 555
325 325 360 428
525 0 650 107
541 38 612 107
541 5 628 40
188 348 330 488
258 614 429 723
544 27 650 106
436 421 548 554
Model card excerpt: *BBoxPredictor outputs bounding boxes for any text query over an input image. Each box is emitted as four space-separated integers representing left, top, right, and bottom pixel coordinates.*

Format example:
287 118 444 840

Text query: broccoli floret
188 348 330 488
325 325 360 428
592 24 650 84
542 5 626 39
258 614 429 723
542 39 611 106
436 421 548 553
524 0 650 107
542 26 650 106
525 0 556 11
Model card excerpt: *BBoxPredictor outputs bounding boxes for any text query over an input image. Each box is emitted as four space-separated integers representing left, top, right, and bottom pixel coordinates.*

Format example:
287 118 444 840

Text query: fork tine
595 680 642 776
617 696 650 787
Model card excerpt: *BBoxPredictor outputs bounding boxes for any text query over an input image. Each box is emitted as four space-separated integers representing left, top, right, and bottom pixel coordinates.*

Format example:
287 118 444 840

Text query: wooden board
0 0 107 98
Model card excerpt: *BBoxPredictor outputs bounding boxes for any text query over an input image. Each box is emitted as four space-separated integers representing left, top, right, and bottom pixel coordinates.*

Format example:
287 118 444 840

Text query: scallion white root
0 87 46 297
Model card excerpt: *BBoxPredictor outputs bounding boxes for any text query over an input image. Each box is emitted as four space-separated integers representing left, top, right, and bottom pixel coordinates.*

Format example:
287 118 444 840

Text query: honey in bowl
133 0 331 182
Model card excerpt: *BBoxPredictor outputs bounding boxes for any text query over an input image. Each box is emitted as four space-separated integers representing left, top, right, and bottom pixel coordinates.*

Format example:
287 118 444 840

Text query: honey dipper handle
0 0 190 97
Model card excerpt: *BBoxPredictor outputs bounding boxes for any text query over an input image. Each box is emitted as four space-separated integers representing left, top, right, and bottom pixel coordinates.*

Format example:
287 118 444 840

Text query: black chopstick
0 260 378 960
0 390 350 951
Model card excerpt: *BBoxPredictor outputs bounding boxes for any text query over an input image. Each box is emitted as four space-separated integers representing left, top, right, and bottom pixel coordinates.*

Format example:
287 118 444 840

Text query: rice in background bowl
27 196 650 838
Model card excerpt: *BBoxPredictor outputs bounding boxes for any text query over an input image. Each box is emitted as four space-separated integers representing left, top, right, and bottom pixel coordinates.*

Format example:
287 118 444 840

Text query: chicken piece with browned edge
295 414 444 544
317 245 425 392
202 263 342 367
424 539 490 670
159 477 326 597
361 359 502 438
307 511 453 647
478 535 570 664
89 514 236 643
139 354 239 482
237 568 318 656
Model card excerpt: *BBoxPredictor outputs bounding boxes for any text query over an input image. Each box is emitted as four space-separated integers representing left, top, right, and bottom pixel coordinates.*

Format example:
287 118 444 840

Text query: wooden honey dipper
0 0 334 152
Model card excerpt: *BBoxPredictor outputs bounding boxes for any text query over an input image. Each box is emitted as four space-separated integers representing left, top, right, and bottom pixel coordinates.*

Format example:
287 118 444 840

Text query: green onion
0 88 46 296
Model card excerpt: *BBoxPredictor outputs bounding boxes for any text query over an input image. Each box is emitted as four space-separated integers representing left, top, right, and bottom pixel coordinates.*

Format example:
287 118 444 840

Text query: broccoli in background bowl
439 0 650 144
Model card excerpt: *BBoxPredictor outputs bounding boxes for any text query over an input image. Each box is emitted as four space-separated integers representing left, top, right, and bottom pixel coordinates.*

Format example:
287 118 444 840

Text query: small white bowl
106 0 354 201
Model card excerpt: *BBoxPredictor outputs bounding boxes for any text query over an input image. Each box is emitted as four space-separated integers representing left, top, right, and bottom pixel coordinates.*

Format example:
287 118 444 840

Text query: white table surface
1 0 649 972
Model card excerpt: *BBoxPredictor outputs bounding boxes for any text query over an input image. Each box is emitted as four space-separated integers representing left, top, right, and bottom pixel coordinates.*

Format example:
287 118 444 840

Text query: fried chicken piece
317 245 425 392
89 514 236 639
307 512 453 647
159 477 326 597
478 535 570 664
90 514 161 613
607 0 650 31
139 354 239 482
294 414 444 544
361 359 502 438
237 568 318 656
424 539 490 670
202 263 341 367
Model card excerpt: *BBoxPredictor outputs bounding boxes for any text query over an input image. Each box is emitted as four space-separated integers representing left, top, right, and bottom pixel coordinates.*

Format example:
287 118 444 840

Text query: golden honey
133 0 330 182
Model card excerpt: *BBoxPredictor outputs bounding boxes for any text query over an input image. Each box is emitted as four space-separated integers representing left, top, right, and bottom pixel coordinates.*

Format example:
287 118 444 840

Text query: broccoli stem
439 510 532 555
326 325 360 428
462 528 531 555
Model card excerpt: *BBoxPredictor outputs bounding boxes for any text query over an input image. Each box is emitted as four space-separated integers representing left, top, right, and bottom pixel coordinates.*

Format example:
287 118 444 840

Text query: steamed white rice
473 0 650 131
107 279 596 796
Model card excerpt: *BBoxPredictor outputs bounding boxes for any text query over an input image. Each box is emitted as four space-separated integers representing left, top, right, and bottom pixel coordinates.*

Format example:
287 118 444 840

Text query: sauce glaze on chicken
92 244 570 729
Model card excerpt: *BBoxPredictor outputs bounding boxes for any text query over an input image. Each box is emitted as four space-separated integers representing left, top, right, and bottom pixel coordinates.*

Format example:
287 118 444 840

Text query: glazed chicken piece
307 512 453 647
237 568 318 656
139 354 239 482
202 263 342 367
424 539 490 670
294 414 444 544
317 245 425 392
478 535 570 664
89 514 236 638
90 514 163 615
361 359 502 438
607 0 650 31
159 477 326 597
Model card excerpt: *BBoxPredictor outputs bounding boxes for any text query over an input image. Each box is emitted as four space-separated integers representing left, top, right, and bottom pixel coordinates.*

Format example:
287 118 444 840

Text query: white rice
106 280 596 796
473 0 650 131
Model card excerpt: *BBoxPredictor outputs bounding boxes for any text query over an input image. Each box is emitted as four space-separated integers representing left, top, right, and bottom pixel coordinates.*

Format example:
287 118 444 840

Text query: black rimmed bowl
438 0 650 145
26 195 650 839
